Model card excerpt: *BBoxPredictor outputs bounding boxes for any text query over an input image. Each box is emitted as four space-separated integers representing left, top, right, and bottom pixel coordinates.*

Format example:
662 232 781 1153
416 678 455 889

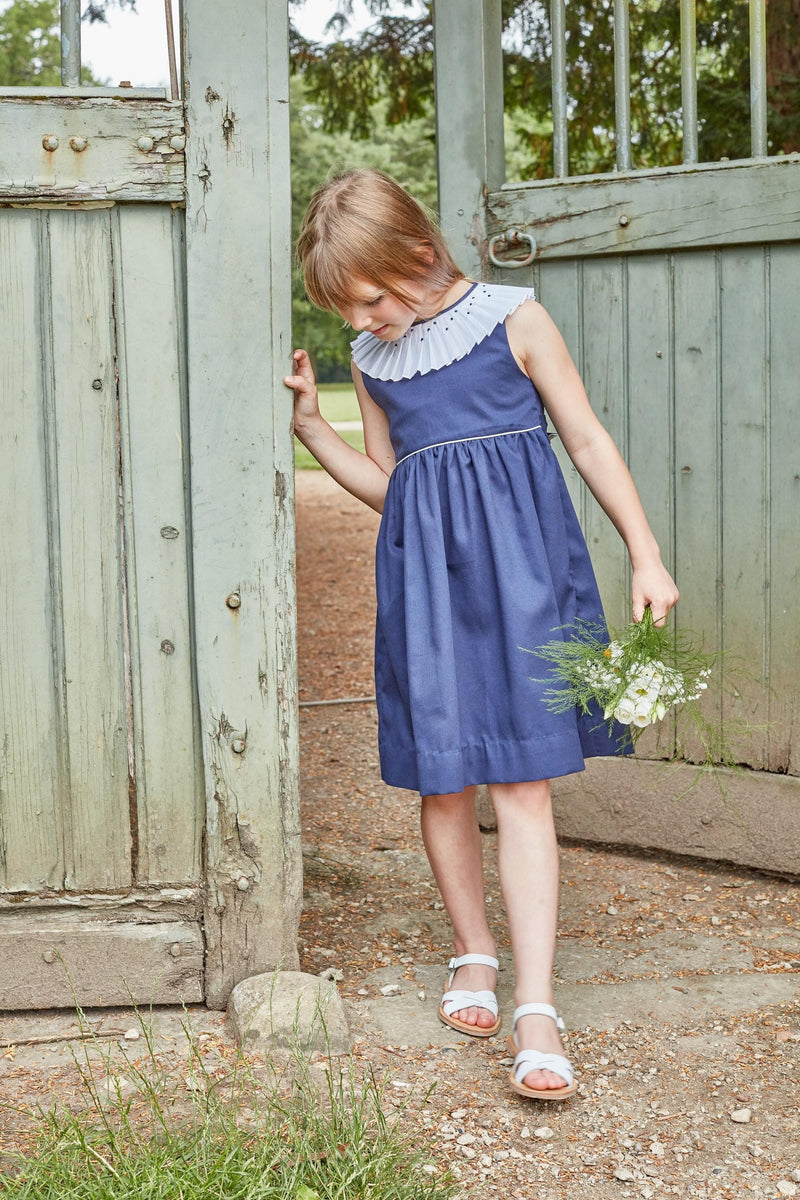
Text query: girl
286 169 678 1102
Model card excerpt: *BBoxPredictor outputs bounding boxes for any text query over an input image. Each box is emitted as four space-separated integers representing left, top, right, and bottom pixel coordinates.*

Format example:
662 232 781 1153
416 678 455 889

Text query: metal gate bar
749 0 768 155
550 0 568 178
680 0 698 164
613 0 632 170
547 0 772 177
60 0 81 86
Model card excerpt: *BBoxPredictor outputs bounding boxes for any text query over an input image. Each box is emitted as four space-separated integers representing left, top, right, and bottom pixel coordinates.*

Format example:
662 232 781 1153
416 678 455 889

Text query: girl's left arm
506 300 679 625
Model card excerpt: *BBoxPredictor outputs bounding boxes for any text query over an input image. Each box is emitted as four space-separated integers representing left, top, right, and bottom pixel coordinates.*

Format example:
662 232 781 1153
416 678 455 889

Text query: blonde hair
297 169 464 314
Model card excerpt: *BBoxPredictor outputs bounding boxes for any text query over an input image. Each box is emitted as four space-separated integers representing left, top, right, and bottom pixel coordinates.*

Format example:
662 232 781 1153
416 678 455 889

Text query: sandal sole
438 1006 501 1038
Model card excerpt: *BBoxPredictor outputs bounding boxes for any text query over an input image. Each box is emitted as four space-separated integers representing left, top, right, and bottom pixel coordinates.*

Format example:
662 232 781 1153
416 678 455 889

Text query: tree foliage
0 0 109 84
291 0 800 177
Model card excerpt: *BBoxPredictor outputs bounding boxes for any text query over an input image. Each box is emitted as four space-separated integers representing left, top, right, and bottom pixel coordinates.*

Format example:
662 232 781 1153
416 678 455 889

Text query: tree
291 0 800 177
0 0 107 85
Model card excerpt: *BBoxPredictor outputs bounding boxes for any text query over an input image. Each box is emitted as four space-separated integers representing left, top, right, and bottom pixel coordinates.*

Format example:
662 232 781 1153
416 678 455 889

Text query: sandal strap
447 953 499 972
441 989 499 1019
512 1003 564 1032
513 1048 574 1089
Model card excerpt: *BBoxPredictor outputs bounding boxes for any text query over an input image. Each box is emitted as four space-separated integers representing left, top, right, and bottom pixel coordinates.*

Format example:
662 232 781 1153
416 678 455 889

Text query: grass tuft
0 1007 456 1200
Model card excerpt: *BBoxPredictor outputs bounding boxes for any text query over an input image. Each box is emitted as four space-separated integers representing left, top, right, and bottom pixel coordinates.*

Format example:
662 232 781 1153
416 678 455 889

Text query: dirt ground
1 470 799 1200
294 470 800 1200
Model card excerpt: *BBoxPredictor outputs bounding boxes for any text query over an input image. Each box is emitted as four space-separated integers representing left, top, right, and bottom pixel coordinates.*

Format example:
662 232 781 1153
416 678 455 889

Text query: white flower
614 699 635 724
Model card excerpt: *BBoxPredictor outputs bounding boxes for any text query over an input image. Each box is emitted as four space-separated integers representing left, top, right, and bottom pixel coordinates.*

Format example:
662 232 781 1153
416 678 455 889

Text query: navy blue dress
352 283 628 796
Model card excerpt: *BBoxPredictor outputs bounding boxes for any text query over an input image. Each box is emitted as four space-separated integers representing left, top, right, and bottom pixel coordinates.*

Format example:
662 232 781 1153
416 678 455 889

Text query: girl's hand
284 348 320 430
631 562 680 627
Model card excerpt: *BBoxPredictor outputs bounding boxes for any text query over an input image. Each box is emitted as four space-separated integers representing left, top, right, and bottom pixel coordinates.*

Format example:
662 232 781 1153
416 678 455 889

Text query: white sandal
438 953 501 1037
507 1003 578 1100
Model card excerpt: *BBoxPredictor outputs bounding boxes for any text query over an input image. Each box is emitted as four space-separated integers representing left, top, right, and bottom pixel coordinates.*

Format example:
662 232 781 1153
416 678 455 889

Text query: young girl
286 168 678 1102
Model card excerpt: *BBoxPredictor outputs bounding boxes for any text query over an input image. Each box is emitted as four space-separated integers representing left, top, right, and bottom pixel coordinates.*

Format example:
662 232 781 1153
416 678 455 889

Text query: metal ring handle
488 229 536 269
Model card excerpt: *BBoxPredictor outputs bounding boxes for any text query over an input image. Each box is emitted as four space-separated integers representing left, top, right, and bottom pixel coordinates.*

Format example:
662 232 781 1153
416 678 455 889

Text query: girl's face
338 278 430 341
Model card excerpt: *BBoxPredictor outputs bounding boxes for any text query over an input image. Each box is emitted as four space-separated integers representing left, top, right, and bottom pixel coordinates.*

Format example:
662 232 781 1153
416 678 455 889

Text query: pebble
356 987 368 995
457 1133 476 1146
450 1108 467 1120
417 990 426 1001
123 1028 140 1041
534 1127 554 1140
792 1170 800 1184
380 983 401 996
730 1108 752 1124
777 1184 798 1197
607 905 619 915
613 1165 636 1181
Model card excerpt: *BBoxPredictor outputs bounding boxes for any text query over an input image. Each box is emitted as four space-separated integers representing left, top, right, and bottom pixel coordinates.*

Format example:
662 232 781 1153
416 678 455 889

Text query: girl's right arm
285 349 395 513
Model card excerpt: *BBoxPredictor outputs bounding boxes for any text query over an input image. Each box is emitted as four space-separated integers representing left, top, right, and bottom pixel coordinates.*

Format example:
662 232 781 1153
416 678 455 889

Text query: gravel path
295 470 800 1200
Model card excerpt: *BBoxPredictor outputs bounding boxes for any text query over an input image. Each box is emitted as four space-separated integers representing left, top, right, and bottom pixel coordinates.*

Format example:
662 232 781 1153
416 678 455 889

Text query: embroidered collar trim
350 282 537 381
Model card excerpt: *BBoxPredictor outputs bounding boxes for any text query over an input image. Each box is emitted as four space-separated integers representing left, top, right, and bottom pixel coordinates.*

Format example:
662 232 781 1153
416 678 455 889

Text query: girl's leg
420 785 497 1030
489 779 567 1091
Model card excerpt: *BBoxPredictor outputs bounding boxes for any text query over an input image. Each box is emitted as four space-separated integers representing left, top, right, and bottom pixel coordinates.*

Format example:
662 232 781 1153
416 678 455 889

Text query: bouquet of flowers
533 607 714 747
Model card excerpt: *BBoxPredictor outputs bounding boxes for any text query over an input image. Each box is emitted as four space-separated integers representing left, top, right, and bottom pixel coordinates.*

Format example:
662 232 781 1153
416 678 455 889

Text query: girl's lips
372 324 389 336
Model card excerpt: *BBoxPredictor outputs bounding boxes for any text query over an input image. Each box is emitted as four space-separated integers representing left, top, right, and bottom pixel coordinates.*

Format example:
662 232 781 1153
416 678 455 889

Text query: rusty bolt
69 136 87 152
136 135 154 153
226 592 241 610
169 942 182 958
42 135 59 151
160 639 175 655
43 949 57 964
237 876 250 892
618 214 630 227
92 379 103 390
160 525 180 540
170 134 186 151
231 737 246 754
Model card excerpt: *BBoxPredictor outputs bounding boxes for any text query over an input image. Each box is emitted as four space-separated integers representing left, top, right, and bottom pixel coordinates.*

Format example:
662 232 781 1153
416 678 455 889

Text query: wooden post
184 0 301 1008
433 0 505 277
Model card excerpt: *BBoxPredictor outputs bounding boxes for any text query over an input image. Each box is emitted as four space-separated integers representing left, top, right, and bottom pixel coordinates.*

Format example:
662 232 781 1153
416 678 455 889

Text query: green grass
294 383 364 471
0 1010 456 1200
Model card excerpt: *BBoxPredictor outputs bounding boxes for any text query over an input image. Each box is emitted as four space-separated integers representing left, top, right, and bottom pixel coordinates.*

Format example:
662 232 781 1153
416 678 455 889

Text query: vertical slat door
0 114 204 1006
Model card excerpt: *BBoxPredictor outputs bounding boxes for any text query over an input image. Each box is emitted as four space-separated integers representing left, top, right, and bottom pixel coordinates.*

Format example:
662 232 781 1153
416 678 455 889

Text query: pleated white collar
350 281 537 381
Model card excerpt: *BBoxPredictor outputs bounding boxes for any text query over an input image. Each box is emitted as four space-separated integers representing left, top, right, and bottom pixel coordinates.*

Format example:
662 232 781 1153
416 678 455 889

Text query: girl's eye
366 295 384 307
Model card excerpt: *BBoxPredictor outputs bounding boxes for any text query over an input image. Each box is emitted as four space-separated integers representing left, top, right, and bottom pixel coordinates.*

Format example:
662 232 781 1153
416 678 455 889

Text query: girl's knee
488 779 552 818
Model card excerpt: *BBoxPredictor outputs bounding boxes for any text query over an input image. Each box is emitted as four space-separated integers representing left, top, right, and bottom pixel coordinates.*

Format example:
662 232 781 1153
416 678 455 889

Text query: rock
730 1108 752 1124
613 1165 636 1181
534 1127 554 1139
777 1184 798 1197
123 1028 140 1041
380 983 401 996
227 970 350 1054
457 1133 476 1146
319 967 343 982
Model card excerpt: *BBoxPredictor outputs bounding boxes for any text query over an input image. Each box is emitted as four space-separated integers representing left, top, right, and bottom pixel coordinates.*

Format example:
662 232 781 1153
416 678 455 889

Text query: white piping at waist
394 425 542 467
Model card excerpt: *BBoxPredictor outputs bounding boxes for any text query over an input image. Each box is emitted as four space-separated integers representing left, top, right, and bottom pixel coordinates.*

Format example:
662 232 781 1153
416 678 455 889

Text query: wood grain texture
0 98 184 202
489 157 800 258
0 910 202 1009
48 209 132 888
114 204 202 885
184 0 301 1008
0 211 63 890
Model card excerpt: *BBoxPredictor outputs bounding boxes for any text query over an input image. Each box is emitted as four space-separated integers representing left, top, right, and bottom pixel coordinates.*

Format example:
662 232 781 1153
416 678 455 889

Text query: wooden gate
0 0 300 1010
434 2 799 802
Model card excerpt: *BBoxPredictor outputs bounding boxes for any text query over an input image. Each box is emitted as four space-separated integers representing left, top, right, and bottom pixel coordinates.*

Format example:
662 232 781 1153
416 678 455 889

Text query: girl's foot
508 1004 577 1099
439 953 500 1036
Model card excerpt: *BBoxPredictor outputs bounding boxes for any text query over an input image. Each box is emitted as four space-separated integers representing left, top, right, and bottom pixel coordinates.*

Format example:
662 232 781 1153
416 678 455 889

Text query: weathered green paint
434 0 504 276
0 0 299 1009
184 0 301 1009
489 157 800 257
0 96 184 202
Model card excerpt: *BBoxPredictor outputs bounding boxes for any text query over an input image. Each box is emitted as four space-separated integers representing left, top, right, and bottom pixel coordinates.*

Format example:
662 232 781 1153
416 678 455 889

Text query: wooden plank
536 260 585 519
434 0 504 276
719 247 770 766
672 250 725 756
114 205 201 885
0 210 63 890
184 0 301 1008
0 98 184 202
488 156 800 259
624 253 675 758
48 209 132 889
767 244 800 774
0 911 202 1009
579 258 630 631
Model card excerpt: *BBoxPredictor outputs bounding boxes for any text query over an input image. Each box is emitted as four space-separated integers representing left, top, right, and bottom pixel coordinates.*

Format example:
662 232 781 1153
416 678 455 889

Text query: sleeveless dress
352 282 629 796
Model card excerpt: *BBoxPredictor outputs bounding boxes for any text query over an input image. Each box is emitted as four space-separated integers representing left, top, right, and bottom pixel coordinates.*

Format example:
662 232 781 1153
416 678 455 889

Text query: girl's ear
413 241 435 265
